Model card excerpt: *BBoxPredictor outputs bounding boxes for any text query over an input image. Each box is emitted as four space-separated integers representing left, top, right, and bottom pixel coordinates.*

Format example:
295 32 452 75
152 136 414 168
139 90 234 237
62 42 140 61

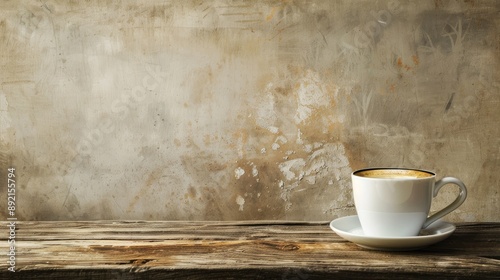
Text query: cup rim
352 167 435 179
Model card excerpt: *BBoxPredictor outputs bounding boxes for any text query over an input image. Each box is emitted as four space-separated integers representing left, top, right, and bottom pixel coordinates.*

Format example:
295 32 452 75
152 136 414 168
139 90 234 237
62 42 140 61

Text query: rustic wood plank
0 221 499 279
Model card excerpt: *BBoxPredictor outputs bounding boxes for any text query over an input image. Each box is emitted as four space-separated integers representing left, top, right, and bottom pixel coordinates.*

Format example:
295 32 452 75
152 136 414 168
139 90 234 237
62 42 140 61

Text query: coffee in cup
352 168 467 237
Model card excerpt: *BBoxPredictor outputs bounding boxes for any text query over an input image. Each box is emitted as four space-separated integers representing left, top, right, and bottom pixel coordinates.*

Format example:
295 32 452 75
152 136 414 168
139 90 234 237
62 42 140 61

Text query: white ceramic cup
352 168 467 237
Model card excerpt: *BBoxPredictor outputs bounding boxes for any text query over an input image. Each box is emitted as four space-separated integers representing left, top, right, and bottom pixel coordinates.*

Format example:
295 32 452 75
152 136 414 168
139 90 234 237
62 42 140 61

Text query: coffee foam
354 169 433 179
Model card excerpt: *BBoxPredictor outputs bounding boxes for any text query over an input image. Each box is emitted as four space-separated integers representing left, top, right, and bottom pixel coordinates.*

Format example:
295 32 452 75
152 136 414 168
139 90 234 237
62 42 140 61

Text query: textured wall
1 0 499 221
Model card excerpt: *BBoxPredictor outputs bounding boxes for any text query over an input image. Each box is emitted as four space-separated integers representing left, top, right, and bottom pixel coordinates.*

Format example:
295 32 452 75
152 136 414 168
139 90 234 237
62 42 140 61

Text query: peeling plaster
0 0 498 222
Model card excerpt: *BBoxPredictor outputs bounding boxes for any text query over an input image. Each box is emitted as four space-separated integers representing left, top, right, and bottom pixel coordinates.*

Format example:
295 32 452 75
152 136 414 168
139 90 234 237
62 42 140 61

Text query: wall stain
0 0 498 222
127 168 165 213
445 92 455 112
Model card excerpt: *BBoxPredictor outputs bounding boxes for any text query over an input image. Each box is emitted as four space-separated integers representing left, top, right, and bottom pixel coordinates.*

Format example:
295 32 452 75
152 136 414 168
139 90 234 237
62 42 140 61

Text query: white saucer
330 215 456 251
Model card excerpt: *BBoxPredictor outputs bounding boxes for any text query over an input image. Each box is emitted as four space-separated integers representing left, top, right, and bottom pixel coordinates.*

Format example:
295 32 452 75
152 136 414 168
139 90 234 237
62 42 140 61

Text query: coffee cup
351 168 467 237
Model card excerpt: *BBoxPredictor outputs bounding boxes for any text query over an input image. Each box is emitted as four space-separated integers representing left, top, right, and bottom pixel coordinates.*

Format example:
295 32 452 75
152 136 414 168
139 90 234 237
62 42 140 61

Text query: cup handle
422 177 467 228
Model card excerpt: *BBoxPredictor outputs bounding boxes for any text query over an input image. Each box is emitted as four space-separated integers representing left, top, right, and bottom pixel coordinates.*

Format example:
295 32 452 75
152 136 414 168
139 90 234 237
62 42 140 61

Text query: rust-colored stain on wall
0 0 499 221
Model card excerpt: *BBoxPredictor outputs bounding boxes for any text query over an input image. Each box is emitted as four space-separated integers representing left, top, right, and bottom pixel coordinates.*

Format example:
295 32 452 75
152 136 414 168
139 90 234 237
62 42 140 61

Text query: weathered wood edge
0 222 498 279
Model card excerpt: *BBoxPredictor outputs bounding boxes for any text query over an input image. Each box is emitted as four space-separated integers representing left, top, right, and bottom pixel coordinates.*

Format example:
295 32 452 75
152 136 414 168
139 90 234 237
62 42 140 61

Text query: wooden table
1 221 499 279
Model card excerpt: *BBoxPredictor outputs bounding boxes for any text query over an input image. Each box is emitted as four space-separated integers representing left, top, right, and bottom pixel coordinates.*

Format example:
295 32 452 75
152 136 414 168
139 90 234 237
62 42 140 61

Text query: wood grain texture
0 221 499 279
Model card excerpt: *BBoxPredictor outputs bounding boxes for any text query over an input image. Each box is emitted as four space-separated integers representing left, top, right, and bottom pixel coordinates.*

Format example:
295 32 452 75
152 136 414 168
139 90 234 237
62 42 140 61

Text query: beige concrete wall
1 0 498 221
